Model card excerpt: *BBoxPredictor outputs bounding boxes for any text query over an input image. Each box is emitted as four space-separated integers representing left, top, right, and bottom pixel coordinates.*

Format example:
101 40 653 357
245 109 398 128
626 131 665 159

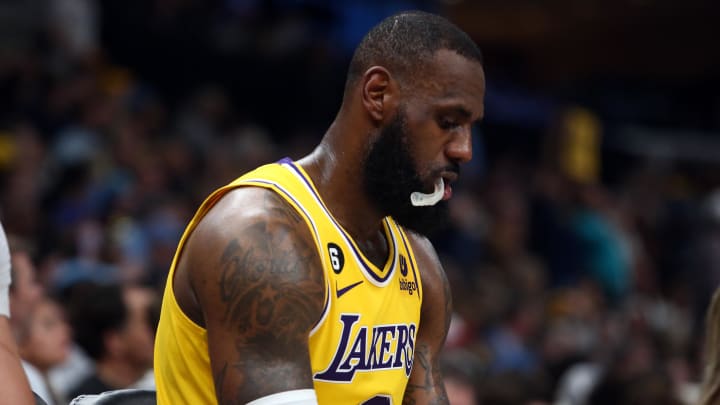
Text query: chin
391 201 450 237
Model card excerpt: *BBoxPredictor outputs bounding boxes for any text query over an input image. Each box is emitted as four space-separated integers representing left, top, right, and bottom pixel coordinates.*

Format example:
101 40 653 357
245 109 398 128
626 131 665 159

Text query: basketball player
154 11 485 405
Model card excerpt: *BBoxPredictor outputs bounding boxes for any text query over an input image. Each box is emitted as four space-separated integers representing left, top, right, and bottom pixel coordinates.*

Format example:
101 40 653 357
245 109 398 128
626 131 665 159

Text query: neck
96 358 146 389
298 119 385 241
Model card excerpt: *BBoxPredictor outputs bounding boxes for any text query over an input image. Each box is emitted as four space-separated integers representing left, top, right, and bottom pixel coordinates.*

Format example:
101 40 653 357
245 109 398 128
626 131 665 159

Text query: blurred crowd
1 0 719 404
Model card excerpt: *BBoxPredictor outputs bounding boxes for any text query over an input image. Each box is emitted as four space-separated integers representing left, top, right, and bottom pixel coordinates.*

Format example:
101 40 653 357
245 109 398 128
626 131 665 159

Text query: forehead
407 49 485 118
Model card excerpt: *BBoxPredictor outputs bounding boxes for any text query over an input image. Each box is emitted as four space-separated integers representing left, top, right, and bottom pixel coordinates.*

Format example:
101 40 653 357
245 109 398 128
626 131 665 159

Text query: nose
445 125 473 164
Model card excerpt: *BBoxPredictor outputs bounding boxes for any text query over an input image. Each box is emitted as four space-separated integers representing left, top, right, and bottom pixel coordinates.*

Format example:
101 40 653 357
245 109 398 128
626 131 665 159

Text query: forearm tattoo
403 343 449 405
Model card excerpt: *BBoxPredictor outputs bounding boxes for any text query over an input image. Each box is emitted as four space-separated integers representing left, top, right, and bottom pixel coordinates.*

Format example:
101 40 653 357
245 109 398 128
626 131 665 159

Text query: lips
440 172 457 200
443 182 453 200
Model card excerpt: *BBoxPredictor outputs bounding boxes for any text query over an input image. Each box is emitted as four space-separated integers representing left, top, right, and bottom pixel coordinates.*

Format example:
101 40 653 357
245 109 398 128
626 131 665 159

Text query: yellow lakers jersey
154 159 423 405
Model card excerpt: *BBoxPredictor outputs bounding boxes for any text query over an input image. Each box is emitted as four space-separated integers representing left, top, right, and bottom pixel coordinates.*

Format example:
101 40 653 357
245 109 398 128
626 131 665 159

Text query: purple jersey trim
283 161 397 284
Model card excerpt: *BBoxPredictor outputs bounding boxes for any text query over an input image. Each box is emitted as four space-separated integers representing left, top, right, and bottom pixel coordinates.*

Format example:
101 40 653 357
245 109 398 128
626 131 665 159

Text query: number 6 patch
327 242 345 274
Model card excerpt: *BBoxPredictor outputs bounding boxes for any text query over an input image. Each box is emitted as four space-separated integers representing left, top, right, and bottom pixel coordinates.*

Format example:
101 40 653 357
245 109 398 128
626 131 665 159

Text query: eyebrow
439 105 473 120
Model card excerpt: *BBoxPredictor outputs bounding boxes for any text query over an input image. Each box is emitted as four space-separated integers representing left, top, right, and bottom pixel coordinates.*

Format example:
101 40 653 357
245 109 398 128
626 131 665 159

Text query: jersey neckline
278 158 399 286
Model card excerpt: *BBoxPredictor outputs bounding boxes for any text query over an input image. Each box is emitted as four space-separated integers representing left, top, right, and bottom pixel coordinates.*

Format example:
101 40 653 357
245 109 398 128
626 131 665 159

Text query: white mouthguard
410 178 444 207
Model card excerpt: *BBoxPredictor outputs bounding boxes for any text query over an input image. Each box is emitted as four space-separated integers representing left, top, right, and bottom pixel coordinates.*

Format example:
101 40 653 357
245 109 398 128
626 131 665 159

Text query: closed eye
438 117 461 130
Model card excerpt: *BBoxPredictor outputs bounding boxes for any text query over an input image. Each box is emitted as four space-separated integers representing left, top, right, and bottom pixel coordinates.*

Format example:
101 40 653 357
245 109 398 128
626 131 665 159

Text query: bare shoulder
181 186 325 403
176 186 324 321
186 185 326 328
189 186 309 258
404 231 443 277
404 230 450 311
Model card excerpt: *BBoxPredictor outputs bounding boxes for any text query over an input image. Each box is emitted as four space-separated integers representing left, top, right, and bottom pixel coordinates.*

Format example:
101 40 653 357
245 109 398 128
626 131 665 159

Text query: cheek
42 325 69 348
128 320 154 345
26 330 69 365
405 140 439 180
406 125 446 161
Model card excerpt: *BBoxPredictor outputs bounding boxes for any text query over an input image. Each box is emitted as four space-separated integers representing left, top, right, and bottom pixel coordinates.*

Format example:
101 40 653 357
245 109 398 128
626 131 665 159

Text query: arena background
1 0 719 404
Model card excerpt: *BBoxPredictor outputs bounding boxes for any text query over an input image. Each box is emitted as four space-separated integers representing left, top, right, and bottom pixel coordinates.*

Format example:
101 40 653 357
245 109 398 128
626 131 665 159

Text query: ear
361 66 399 123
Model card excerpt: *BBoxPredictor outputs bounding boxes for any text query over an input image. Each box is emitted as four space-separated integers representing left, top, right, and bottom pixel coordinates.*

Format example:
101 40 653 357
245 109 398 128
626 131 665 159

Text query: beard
362 110 452 236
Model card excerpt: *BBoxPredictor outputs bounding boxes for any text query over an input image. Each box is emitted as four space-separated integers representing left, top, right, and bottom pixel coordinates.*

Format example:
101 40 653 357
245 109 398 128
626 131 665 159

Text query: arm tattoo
406 344 432 392
430 359 450 405
403 343 449 405
212 195 324 403
403 252 453 405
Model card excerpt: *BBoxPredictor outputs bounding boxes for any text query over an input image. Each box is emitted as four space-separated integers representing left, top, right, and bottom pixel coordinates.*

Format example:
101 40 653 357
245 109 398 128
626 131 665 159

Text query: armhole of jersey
167 185 234 331
309 281 331 337
168 181 331 333
283 162 398 286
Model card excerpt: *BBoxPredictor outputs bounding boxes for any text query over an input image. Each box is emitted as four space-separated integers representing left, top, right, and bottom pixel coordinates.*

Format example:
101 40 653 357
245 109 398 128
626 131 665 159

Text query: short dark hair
345 11 482 91
68 283 128 360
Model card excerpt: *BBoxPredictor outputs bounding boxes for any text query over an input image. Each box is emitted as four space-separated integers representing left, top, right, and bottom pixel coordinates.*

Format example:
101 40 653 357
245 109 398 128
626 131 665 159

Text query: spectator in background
0 221 36 405
586 331 681 405
48 0 99 62
16 297 72 405
67 283 156 399
440 349 485 405
478 371 550 405
9 234 94 402
8 235 72 405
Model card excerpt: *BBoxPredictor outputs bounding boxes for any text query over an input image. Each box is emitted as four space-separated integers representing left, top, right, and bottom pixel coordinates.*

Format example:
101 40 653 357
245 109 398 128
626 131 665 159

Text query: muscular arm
181 188 325 404
403 233 452 405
